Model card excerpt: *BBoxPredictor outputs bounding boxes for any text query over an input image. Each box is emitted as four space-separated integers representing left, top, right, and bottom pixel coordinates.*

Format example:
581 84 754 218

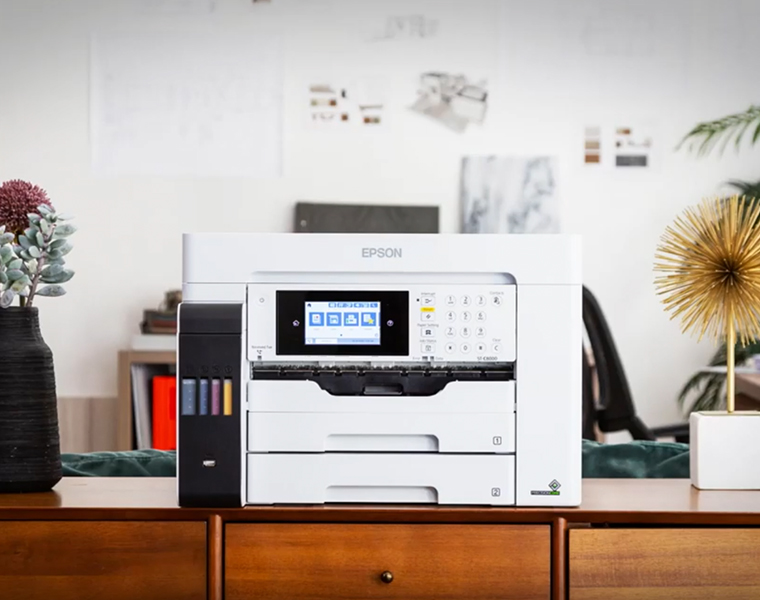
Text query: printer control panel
413 288 513 363
247 284 516 364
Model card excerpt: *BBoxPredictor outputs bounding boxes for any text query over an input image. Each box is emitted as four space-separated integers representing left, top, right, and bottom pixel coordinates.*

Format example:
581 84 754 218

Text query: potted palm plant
676 105 760 413
0 179 76 493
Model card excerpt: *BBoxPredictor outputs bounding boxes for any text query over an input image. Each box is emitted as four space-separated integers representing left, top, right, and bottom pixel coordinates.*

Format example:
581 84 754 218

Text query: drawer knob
380 571 394 584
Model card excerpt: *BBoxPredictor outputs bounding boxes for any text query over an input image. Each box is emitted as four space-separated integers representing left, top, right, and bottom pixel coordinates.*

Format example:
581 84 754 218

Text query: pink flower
0 179 54 235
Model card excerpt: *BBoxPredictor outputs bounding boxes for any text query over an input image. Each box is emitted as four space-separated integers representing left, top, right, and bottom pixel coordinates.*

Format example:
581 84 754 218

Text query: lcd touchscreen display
304 301 380 345
276 290 407 356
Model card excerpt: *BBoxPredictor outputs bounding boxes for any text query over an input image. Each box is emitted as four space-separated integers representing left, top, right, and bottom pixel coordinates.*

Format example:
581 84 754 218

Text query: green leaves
41 268 74 285
0 245 13 264
54 224 76 237
36 285 66 297
677 104 760 157
0 202 76 308
0 290 15 309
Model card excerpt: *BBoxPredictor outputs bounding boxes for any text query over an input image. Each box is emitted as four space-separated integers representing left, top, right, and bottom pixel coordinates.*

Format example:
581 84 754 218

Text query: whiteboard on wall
90 29 283 178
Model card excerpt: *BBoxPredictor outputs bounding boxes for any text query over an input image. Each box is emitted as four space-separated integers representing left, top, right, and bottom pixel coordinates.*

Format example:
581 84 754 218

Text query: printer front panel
247 283 516 365
244 281 518 506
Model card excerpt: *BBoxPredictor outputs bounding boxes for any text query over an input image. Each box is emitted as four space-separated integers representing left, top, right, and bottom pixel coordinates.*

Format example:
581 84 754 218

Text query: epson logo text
362 247 403 259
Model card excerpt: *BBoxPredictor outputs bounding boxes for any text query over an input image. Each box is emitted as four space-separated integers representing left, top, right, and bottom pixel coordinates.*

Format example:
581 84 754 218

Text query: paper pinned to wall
137 0 216 15
498 0 690 108
306 78 387 130
90 30 282 178
460 156 560 234
582 122 657 169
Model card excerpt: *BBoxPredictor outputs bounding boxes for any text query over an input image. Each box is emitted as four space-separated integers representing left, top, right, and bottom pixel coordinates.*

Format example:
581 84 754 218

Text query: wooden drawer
226 523 550 600
570 528 760 599
0 521 206 600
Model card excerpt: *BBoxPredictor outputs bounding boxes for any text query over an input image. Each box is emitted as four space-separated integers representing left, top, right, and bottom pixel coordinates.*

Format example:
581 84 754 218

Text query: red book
152 376 176 450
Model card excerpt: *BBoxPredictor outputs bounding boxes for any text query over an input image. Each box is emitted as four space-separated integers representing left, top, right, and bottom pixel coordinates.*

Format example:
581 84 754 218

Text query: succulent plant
0 204 75 309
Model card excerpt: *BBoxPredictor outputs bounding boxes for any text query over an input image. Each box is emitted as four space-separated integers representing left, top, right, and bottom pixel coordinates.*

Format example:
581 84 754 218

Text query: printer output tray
246 453 516 506
247 379 515 453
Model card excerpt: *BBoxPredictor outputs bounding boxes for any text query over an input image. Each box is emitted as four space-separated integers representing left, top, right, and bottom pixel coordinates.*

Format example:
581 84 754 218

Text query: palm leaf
677 105 760 157
677 340 760 414
728 179 760 200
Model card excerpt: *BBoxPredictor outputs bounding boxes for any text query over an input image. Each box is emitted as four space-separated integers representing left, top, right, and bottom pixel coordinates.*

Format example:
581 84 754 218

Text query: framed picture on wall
294 202 439 234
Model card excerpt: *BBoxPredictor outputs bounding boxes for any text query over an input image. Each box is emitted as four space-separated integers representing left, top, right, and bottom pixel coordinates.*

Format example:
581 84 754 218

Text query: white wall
1 0 759 436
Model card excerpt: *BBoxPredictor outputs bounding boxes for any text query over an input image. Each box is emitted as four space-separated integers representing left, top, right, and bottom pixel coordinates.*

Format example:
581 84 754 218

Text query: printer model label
531 479 561 496
361 247 402 259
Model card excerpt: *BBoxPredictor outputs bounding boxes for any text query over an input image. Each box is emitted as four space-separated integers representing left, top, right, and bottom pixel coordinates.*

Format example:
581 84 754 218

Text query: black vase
0 306 62 493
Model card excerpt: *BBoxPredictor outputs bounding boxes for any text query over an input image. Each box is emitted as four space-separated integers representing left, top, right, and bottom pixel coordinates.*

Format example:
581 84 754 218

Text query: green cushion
61 441 690 478
62 449 176 477
582 440 689 478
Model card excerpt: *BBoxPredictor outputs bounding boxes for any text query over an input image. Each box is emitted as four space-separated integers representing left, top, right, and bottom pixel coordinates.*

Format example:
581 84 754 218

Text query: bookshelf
116 349 176 451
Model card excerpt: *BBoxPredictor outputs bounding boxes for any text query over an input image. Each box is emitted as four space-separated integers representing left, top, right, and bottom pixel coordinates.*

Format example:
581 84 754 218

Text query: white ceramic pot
690 411 760 490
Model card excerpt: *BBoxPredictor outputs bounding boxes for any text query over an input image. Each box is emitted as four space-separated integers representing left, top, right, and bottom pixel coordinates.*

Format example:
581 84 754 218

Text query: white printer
176 233 582 508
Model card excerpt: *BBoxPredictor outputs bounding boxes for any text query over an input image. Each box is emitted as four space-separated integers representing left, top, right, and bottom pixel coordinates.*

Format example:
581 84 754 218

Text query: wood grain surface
225 523 551 600
4 478 760 526
570 527 760 600
0 520 206 600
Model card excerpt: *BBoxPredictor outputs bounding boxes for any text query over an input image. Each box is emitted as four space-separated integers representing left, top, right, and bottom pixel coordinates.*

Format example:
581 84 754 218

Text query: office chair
582 285 690 443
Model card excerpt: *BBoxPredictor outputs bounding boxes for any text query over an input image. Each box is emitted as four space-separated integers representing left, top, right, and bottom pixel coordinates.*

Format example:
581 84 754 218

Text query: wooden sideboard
2 478 760 599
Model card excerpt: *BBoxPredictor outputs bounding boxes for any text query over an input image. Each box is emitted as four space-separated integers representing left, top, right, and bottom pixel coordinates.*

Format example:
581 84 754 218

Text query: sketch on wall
307 79 385 129
137 0 216 14
409 72 488 133
90 30 282 177
368 15 440 41
460 156 560 234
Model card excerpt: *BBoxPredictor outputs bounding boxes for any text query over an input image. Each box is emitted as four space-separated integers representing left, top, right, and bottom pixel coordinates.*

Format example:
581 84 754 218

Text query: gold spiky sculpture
654 194 760 413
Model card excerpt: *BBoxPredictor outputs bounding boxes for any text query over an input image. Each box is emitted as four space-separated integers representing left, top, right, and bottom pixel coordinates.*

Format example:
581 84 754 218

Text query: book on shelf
152 375 177 450
130 333 176 352
130 363 176 450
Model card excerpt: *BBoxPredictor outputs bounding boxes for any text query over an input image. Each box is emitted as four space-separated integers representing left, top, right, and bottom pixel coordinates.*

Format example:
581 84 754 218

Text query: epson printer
177 233 582 508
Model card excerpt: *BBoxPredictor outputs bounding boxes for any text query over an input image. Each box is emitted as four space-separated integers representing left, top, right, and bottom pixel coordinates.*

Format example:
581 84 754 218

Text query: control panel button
445 343 455 354
461 327 471 338
461 295 471 306
461 343 471 353
476 311 486 321
476 343 486 352
421 312 435 322
476 295 486 306
446 311 456 322
492 343 501 352
421 296 435 306
421 342 436 354
445 327 456 337
421 327 435 338
461 311 471 322
492 295 502 306
476 327 486 338
445 295 456 306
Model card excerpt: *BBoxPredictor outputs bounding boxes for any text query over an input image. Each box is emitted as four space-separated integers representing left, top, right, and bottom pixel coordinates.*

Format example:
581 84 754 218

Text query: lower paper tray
246 453 515 506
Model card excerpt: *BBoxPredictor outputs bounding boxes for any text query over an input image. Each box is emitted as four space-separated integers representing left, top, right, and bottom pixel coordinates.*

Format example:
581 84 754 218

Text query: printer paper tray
246 453 515 506
247 380 515 414
247 411 515 453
